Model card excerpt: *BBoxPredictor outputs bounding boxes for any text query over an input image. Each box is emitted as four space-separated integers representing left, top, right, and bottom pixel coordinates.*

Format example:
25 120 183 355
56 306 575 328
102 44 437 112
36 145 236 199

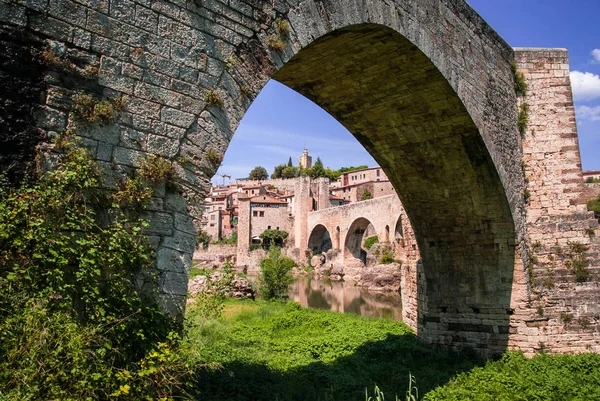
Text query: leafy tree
282 165 298 179
338 165 368 174
324 168 341 182
258 246 295 300
259 229 289 248
287 157 293 167
310 157 326 179
360 189 373 201
272 164 286 179
249 166 268 180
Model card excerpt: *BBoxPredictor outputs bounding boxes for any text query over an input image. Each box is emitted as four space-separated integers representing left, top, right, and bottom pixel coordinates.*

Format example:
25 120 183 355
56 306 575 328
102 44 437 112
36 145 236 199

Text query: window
377 169 380 177
268 225 271 229
276 226 279 230
253 211 258 217
259 211 265 217
211 215 215 220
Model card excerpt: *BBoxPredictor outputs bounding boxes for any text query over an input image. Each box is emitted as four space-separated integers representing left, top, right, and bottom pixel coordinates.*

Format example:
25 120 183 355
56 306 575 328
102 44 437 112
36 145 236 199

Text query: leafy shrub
518 102 529 137
204 148 224 165
259 229 289 248
380 247 399 265
72 93 125 125
204 89 223 107
267 34 286 52
139 154 175 185
214 232 237 245
258 247 295 300
364 235 379 250
360 189 373 201
197 229 211 249
565 241 590 282
0 145 186 399
275 18 290 35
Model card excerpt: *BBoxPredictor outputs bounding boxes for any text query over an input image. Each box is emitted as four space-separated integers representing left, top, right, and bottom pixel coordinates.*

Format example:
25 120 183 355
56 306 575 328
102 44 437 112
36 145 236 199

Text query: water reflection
289 276 403 321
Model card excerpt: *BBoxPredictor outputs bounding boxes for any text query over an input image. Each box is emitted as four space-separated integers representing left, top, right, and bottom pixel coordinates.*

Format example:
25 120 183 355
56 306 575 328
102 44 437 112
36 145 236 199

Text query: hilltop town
197 149 417 276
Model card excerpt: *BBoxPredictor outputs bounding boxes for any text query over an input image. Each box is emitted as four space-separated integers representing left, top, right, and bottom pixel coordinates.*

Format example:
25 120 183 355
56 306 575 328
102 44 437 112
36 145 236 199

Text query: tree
258 246 295 300
360 189 373 201
259 229 289 248
271 164 286 179
324 168 340 182
287 157 293 167
310 157 326 179
249 166 268 180
282 165 298 179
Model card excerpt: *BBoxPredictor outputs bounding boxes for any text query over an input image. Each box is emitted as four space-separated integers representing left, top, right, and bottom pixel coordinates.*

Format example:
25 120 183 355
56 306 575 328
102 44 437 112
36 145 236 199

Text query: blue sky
214 1 600 184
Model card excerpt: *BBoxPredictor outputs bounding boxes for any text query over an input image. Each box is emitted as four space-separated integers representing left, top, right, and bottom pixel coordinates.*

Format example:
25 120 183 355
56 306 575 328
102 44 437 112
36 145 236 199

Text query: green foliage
72 93 125 125
565 241 590 282
204 148 224 166
214 232 238 245
585 177 600 183
41 46 75 71
425 352 600 401
204 89 223 107
275 18 290 35
271 164 286 179
249 166 269 180
338 165 369 174
240 85 252 99
282 165 298 178
259 229 289 248
310 156 326 179
258 247 295 300
138 154 175 185
0 145 185 399
380 247 399 265
510 60 528 96
267 34 286 52
360 189 373 201
197 229 211 249
586 193 600 213
364 235 379 250
518 102 529 137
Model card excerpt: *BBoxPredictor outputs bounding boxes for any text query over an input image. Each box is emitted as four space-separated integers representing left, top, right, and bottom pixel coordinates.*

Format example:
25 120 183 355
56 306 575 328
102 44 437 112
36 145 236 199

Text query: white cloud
592 49 600 63
570 71 600 102
576 105 600 122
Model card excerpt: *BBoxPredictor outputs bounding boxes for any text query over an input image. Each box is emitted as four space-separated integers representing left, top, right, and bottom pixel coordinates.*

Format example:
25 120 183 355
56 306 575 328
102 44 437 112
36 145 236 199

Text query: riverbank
183 298 600 400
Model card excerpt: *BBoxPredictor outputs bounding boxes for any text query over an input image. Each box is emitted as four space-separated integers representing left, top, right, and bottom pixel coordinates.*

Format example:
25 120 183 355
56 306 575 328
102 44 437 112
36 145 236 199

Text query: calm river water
288 276 403 321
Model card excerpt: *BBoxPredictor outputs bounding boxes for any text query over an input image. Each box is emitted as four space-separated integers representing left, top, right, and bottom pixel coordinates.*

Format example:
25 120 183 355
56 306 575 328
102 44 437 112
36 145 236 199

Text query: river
288 275 403 321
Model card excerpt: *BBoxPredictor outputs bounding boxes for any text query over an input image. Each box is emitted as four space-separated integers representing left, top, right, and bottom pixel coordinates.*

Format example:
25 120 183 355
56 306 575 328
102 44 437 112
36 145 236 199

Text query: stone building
582 170 600 182
299 148 312 169
248 195 292 239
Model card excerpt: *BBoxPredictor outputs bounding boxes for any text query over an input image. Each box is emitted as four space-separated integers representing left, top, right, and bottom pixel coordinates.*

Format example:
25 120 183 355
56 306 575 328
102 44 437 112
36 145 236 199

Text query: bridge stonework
0 0 598 355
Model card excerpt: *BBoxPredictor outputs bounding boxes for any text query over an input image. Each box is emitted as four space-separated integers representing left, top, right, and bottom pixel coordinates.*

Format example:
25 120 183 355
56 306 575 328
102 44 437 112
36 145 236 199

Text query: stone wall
514 48 600 354
192 243 236 268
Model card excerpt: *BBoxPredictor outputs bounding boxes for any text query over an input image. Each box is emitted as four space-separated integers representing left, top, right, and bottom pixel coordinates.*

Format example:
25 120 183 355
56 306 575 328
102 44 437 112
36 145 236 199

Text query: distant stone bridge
307 195 405 263
1 0 599 355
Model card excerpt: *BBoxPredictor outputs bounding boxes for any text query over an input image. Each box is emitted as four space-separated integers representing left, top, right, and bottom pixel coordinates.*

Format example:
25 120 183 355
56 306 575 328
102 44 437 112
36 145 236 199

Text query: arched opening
345 217 376 265
335 226 341 250
385 225 390 243
308 224 332 255
394 216 403 242
271 23 517 350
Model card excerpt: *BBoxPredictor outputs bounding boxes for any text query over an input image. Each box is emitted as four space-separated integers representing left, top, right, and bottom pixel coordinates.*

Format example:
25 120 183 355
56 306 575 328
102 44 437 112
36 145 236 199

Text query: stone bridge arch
2 0 548 354
307 223 333 255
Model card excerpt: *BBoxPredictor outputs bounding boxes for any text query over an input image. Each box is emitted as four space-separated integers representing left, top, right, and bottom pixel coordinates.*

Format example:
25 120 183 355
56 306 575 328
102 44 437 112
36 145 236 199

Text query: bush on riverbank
258 246 295 300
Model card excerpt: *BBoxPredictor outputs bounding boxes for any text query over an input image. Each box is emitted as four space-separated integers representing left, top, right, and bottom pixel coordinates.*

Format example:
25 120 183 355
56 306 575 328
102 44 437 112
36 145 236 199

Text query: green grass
183 299 480 400
183 299 600 401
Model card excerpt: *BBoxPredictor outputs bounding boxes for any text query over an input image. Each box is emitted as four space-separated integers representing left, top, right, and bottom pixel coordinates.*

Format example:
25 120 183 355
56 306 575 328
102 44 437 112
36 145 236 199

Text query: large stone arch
307 223 332 254
344 217 376 264
0 0 533 354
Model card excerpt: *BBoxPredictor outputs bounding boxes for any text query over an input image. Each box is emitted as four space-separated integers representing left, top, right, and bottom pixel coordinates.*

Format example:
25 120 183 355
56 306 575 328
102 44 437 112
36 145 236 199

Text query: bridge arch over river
2 0 598 354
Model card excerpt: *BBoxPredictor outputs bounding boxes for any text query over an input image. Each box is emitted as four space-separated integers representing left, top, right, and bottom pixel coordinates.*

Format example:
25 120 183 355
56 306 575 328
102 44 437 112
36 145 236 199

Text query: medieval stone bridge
306 195 407 263
1 0 599 354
